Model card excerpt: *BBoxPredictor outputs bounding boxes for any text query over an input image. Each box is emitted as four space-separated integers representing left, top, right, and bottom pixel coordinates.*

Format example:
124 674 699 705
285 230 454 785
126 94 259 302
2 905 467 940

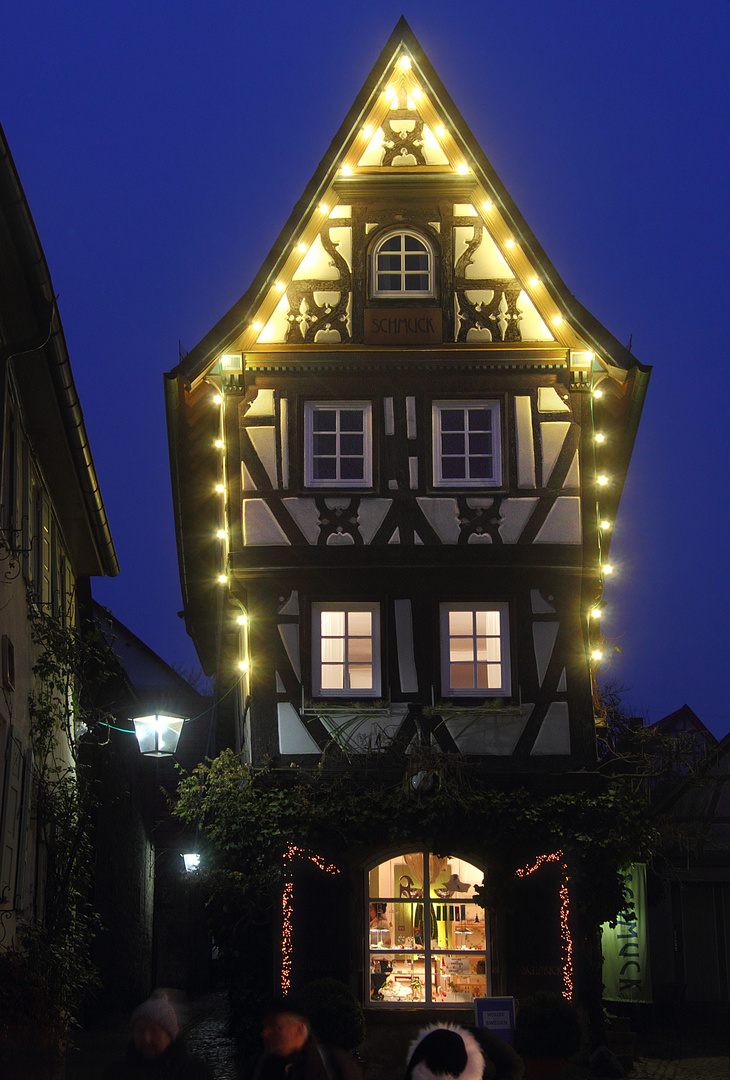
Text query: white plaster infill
437 704 529 756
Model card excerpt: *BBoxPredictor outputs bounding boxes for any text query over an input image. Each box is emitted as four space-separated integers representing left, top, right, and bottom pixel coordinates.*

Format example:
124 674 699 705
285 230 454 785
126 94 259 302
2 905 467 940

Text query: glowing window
367 851 490 1005
312 602 380 697
440 603 510 697
372 230 434 298
433 401 501 487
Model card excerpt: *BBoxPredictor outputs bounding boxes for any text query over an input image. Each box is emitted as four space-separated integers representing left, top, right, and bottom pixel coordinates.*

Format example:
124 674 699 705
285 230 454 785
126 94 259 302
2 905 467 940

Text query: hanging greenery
173 745 662 942
0 595 119 1038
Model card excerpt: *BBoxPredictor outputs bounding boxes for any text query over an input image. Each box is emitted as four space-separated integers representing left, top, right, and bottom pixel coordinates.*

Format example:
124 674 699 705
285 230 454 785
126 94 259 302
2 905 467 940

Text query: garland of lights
281 843 340 993
515 851 573 999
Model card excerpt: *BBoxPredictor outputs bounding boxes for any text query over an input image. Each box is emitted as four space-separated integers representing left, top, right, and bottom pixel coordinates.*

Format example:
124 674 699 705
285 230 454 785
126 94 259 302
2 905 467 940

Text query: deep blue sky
3 3 729 736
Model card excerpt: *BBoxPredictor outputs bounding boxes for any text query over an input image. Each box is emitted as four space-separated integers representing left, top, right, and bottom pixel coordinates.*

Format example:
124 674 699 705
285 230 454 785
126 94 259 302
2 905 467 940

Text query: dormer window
372 229 434 298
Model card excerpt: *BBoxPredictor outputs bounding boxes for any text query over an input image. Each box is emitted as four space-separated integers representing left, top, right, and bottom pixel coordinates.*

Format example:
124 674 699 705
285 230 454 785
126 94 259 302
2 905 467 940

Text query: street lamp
132 714 186 757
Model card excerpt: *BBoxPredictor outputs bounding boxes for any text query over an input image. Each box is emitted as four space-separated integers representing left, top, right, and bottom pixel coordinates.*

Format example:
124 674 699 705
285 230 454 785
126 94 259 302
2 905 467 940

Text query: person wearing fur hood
404 1024 523 1080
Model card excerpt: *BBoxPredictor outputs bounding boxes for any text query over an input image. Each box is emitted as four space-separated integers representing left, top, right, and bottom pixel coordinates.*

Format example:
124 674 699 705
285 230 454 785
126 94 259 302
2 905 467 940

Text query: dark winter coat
252 1034 362 1080
103 1037 213 1080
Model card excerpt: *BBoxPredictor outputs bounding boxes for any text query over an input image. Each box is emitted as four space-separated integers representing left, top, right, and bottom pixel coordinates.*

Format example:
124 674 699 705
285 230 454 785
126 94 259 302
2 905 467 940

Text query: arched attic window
371 229 435 298
367 850 489 1005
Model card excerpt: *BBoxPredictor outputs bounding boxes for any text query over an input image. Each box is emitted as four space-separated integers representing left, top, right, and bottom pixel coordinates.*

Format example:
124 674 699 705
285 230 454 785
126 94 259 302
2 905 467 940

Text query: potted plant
513 992 582 1080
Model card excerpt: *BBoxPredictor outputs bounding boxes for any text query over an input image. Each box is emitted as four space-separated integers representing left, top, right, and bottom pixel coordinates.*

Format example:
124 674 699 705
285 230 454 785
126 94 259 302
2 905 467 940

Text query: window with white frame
367 851 490 1005
304 402 372 487
432 401 501 487
440 603 510 696
312 602 381 697
372 230 434 298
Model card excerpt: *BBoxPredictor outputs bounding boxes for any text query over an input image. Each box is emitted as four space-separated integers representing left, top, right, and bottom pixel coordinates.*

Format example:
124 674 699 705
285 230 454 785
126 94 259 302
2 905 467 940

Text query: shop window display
367 852 489 1005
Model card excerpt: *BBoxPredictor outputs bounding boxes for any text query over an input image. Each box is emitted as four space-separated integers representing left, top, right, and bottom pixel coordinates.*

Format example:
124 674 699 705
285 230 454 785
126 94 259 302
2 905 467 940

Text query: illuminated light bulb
236 613 247 625
385 85 397 101
593 388 603 398
217 574 228 585
602 563 614 575
253 321 262 332
275 281 285 292
341 165 352 176
318 202 329 214
399 55 411 69
457 162 469 174
412 87 422 100
297 243 307 253
529 277 539 287
591 649 604 661
215 483 225 493
505 238 515 248
213 394 222 405
600 519 611 530
590 608 603 619
363 125 373 138
594 433 605 444
552 315 563 325
585 351 595 361
597 475 609 486
238 660 249 673
482 200 493 211
216 529 226 540
436 125 445 137
215 438 224 448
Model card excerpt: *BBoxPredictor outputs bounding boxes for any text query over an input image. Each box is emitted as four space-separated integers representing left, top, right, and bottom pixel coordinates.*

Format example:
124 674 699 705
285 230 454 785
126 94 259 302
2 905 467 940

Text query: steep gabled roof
0 122 118 577
171 17 649 388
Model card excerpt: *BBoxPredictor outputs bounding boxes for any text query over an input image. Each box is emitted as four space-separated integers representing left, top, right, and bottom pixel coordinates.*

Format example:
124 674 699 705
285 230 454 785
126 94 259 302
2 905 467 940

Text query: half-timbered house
165 19 650 1016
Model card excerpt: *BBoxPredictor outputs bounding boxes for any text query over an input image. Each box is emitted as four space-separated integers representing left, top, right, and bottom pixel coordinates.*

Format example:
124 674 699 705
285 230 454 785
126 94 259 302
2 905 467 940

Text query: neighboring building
165 20 650 1014
647 711 729 1010
86 604 214 1014
0 121 118 944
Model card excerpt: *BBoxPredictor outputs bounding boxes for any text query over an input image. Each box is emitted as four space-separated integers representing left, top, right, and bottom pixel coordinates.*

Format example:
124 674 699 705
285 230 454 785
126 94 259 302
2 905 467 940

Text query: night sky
3 3 729 737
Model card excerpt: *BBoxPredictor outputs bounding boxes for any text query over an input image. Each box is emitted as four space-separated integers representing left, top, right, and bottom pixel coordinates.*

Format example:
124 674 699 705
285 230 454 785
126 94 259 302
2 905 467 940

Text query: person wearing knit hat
103 990 213 1078
404 1024 523 1080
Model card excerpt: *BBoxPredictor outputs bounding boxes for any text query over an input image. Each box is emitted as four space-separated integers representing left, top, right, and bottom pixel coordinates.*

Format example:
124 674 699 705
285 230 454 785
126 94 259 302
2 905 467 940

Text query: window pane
340 410 364 432
476 638 500 663
321 611 345 636
340 458 365 480
378 254 402 272
378 274 402 291
404 235 427 251
321 638 345 663
441 457 466 479
381 236 402 252
450 663 474 689
449 610 473 635
404 254 429 271
440 410 464 431
468 409 491 431
348 610 372 635
468 432 492 455
450 637 474 663
340 434 364 456
321 664 344 689
441 433 465 455
348 665 373 690
348 637 372 663
312 459 337 480
468 456 491 478
476 610 500 636
487 663 502 687
404 274 430 291
312 433 337 456
313 411 337 431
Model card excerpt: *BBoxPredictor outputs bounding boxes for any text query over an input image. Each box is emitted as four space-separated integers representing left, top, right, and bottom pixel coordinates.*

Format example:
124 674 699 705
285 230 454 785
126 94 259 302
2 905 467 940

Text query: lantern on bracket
132 714 186 758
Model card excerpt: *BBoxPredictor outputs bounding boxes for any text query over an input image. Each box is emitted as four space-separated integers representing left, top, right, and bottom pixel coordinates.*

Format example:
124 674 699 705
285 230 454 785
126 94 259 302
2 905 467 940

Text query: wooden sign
365 308 442 344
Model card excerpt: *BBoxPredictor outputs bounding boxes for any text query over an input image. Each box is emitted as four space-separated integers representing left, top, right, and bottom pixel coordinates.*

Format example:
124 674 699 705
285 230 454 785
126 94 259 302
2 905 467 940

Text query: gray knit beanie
132 992 180 1041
